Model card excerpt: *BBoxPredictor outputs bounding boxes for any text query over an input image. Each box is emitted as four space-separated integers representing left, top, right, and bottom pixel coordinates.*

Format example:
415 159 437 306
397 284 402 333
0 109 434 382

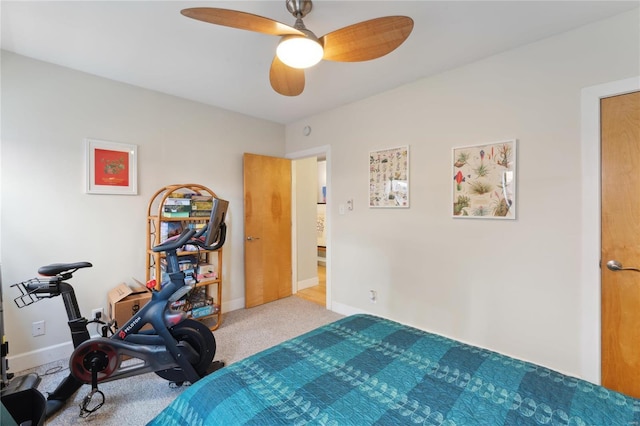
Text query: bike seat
38 262 93 277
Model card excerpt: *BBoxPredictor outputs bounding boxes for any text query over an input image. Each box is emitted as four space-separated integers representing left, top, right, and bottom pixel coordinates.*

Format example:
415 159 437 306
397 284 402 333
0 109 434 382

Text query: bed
149 314 640 425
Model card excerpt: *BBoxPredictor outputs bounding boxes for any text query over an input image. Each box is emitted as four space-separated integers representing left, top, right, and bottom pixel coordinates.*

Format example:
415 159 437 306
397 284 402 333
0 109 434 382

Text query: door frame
287 145 332 309
580 76 640 384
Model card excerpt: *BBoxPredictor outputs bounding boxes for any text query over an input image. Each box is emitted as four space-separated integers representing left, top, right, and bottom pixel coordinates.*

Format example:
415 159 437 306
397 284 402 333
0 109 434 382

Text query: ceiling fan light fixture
181 3 414 96
276 35 324 69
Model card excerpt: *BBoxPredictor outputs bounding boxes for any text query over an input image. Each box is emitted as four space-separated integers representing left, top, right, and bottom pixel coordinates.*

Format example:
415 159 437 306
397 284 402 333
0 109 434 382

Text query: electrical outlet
91 308 104 320
32 320 45 336
369 290 377 304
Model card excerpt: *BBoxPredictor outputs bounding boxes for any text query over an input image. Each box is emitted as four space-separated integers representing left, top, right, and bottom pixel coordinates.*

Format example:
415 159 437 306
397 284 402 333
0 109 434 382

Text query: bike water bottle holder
11 278 58 308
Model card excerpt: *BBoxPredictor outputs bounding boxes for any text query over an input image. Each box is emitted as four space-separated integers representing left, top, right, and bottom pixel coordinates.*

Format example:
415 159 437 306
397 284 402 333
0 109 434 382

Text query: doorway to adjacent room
289 147 330 309
243 147 330 309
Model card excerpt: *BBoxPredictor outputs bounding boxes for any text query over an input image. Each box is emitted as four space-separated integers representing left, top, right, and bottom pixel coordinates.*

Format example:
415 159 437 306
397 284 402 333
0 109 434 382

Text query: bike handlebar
193 224 208 239
152 228 196 253
152 223 227 253
199 223 227 251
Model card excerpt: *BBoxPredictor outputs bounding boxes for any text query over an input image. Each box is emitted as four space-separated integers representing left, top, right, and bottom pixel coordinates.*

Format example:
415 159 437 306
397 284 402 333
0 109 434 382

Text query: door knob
246 236 261 241
606 260 640 272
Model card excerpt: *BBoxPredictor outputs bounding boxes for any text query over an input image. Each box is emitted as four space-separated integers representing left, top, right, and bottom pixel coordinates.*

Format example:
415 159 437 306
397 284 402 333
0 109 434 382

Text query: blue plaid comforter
149 314 640 425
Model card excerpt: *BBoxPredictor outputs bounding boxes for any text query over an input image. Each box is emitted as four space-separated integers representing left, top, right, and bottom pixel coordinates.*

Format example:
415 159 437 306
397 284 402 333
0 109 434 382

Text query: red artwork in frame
94 148 129 187
85 138 138 195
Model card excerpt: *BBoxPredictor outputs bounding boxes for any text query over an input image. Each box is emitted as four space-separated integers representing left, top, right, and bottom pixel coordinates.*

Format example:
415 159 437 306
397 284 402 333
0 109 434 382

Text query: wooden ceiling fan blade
181 8 304 36
269 57 305 96
320 16 414 62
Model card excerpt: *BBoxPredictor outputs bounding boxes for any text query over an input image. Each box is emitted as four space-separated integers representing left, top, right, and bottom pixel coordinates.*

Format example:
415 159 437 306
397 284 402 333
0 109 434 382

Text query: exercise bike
11 198 229 418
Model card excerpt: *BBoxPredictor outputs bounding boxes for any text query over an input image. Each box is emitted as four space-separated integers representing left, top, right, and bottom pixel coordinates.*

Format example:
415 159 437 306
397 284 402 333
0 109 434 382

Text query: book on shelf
163 211 190 218
190 210 211 217
160 221 183 242
163 204 191 213
191 195 213 208
164 197 192 206
187 222 207 230
169 286 217 317
156 255 198 285
186 287 217 318
192 200 213 211
178 256 198 270
191 304 219 318
168 192 192 199
191 195 212 202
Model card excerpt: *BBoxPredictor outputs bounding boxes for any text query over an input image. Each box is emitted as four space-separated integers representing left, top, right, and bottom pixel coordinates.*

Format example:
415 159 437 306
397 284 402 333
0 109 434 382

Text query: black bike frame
13 221 227 418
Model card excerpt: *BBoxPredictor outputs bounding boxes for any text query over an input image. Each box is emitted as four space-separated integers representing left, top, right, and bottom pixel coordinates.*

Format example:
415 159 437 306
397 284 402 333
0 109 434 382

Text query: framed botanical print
369 145 409 208
452 139 516 219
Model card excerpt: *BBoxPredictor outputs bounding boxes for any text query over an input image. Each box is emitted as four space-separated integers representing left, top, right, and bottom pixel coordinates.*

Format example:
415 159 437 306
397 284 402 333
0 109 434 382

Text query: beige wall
1 52 285 370
285 9 640 380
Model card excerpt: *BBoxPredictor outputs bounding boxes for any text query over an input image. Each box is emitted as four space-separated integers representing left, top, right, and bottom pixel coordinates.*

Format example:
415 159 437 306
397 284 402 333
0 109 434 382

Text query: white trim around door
580 76 640 384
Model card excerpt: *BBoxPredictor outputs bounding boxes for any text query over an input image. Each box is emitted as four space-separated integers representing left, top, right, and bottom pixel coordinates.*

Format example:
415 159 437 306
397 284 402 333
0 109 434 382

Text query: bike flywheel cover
70 340 119 383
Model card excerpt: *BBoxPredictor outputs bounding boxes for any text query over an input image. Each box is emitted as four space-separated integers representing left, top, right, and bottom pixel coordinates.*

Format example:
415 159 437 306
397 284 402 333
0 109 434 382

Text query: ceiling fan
181 0 414 97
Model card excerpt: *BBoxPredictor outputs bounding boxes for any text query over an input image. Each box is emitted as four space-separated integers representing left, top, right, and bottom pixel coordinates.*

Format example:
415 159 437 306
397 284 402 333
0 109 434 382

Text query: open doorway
294 157 327 306
288 146 331 309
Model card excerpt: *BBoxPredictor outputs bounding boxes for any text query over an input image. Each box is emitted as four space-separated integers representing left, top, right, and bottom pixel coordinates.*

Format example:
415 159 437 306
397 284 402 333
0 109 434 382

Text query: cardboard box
107 283 152 330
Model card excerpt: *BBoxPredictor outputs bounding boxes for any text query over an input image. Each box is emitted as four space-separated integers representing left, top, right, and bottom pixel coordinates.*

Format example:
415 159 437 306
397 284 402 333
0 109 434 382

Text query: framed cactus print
452 139 516 219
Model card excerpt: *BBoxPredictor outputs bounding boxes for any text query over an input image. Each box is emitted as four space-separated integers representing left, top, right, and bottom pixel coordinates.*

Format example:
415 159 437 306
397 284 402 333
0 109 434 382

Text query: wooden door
601 91 640 397
243 153 292 308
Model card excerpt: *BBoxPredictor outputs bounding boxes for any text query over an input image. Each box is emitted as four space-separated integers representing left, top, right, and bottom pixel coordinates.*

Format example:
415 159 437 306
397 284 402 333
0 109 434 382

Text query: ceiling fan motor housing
286 0 312 18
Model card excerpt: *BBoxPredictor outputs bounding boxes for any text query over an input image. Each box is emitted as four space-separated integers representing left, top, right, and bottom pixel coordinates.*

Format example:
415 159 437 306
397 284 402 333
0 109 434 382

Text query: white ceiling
2 1 638 124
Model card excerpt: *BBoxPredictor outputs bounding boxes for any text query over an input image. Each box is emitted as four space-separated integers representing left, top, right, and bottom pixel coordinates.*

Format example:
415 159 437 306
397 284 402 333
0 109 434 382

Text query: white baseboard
8 341 74 373
297 277 319 291
330 301 369 317
223 297 245 313
222 296 362 319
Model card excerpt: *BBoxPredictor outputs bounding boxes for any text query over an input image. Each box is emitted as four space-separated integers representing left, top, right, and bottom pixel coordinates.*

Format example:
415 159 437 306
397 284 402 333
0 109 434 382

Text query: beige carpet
13 296 343 425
